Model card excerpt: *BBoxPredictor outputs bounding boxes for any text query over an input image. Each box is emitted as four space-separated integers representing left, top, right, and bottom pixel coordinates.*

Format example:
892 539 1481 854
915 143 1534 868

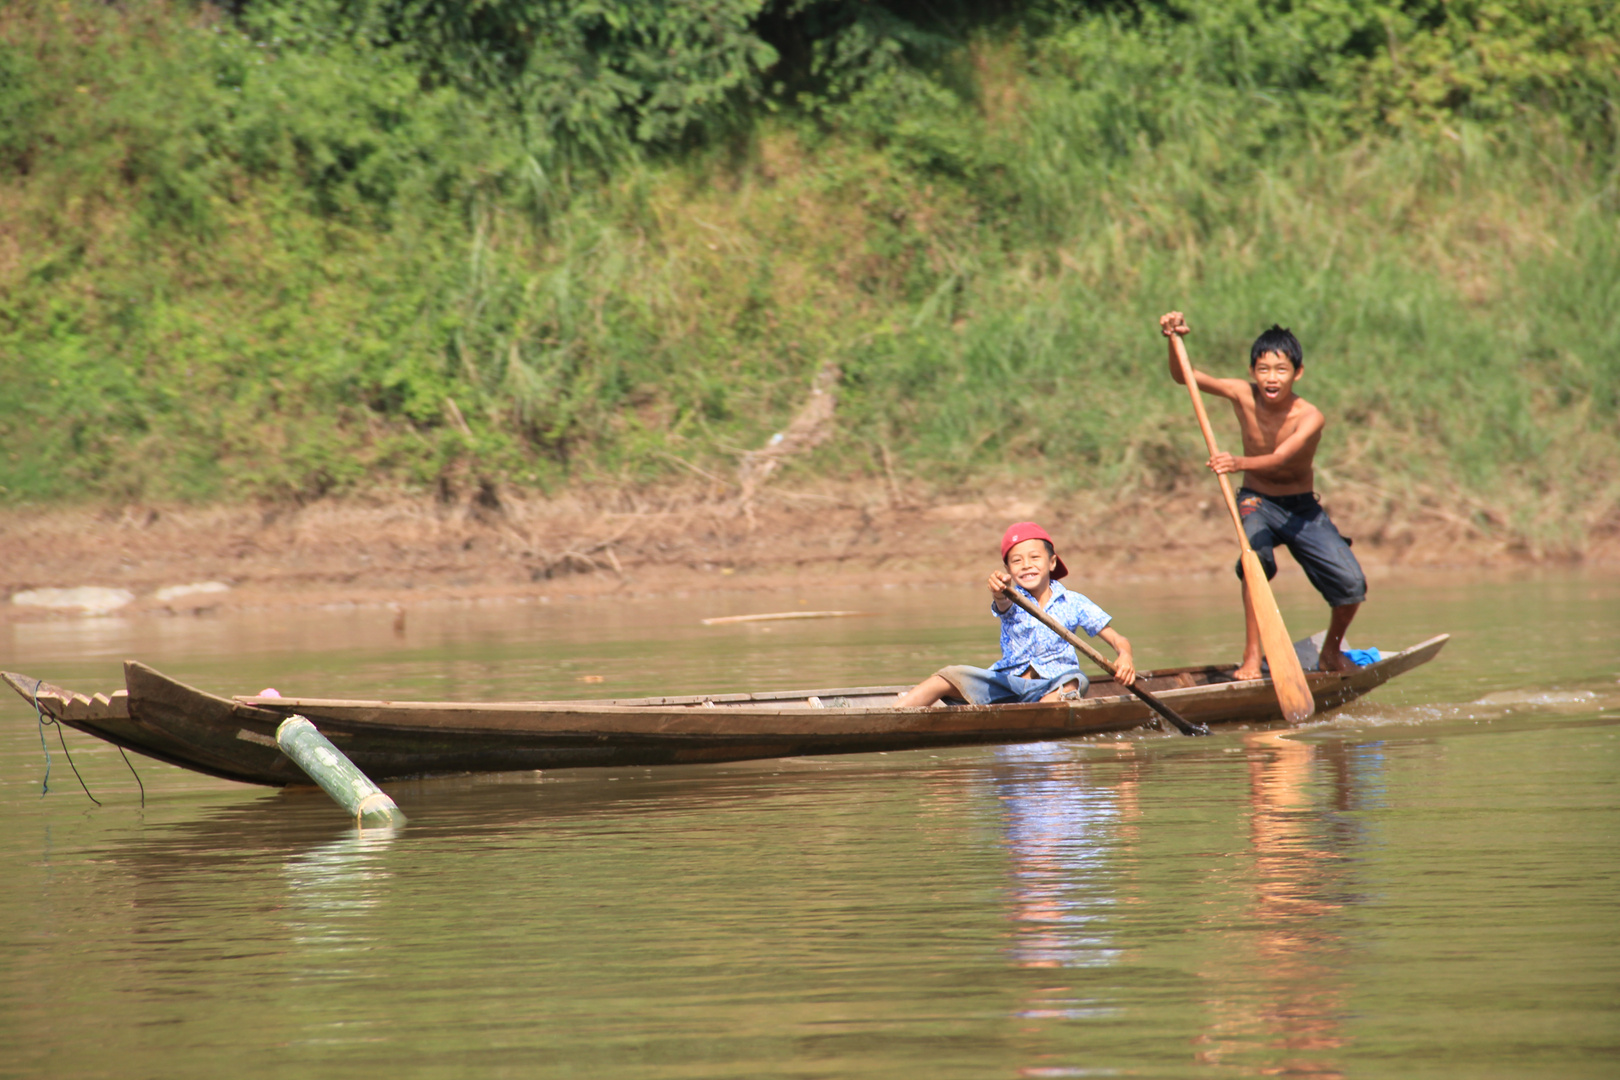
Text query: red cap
1000 521 1068 580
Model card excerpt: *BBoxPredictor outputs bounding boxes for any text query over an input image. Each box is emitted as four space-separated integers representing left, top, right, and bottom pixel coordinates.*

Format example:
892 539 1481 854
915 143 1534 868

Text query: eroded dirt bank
3 482 1615 624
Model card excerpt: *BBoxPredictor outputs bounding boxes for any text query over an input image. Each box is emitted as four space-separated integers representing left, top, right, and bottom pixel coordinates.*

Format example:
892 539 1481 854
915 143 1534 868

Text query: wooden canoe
3 635 1447 787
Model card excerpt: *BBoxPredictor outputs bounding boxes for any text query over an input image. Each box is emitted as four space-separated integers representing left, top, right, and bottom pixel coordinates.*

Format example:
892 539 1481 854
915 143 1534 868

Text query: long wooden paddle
997 586 1209 737
1168 331 1316 723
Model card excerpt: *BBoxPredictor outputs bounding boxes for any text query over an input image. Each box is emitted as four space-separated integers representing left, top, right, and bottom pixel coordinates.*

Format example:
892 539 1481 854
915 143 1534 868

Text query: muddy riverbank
4 481 1614 623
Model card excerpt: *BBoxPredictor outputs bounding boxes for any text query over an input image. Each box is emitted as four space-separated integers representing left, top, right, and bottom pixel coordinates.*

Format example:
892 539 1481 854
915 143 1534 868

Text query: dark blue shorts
1234 488 1367 607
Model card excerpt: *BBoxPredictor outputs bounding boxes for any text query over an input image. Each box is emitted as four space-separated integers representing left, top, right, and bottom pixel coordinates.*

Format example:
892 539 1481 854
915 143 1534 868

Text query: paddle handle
1170 332 1248 543
998 588 1208 737
1167 327 1316 723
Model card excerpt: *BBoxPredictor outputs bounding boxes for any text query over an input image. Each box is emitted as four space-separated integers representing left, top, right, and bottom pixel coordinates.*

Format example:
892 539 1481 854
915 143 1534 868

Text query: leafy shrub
0 0 1614 541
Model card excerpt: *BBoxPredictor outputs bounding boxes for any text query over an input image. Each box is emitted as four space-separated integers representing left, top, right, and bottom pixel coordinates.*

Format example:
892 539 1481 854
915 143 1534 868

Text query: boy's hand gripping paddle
997 587 1209 736
1169 332 1316 724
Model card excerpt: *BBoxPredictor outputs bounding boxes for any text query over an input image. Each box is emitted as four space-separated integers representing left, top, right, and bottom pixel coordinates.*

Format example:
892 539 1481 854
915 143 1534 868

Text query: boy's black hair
1250 324 1302 370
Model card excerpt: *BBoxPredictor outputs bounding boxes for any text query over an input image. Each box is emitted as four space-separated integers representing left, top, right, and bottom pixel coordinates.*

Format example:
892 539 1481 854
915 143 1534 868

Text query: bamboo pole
276 716 406 828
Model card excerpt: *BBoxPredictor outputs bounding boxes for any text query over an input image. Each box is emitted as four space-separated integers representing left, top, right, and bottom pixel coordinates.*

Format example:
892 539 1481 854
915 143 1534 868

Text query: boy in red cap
894 522 1136 708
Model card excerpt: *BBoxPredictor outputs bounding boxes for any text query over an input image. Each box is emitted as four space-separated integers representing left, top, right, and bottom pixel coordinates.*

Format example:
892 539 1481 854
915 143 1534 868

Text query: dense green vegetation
1 0 1616 545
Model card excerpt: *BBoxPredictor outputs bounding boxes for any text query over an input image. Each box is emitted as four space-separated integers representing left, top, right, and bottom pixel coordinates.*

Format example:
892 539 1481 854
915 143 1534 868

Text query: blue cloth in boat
989 580 1112 678
937 665 1089 706
1263 639 1381 674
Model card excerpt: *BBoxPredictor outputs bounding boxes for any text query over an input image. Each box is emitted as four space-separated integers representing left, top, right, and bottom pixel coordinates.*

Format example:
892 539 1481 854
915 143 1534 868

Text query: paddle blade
1240 550 1316 724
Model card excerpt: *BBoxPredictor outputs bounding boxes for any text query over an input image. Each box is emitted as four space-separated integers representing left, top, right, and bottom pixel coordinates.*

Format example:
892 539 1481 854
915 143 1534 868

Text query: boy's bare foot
1232 663 1263 681
1317 647 1357 673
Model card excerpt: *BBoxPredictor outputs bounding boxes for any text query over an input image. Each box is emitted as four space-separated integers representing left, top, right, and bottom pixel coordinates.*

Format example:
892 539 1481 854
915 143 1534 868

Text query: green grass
0 0 1616 551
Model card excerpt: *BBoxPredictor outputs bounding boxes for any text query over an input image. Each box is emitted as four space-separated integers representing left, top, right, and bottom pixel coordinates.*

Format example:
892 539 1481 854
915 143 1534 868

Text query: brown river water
2 568 1616 1078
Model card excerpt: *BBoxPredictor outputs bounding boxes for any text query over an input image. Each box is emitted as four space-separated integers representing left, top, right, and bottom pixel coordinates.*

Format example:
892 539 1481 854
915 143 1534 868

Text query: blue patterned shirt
990 581 1112 677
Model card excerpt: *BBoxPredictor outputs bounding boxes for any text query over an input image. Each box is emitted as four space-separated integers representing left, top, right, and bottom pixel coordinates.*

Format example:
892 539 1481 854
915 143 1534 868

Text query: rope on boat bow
32 678 101 807
118 745 146 809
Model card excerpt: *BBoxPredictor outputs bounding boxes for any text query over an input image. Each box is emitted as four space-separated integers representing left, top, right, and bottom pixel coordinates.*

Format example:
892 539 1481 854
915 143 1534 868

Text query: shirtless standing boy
1159 311 1366 677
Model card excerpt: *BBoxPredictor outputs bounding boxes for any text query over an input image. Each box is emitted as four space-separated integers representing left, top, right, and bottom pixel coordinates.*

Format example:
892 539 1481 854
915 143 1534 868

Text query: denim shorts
937 664 1089 705
1235 488 1367 607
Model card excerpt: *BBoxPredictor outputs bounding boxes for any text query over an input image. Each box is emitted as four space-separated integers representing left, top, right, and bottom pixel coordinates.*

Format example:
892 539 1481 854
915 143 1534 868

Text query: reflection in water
1195 732 1380 1079
995 743 1126 973
11 616 137 660
988 734 1387 1078
990 740 1137 1056
282 827 398 958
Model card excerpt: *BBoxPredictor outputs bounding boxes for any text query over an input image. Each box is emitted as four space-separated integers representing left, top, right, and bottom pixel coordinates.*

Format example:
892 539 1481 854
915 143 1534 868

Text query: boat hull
4 635 1447 786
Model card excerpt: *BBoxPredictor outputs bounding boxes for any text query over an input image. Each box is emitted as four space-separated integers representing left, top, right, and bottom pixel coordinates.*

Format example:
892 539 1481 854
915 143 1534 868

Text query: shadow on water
96 764 827 866
91 728 1376 893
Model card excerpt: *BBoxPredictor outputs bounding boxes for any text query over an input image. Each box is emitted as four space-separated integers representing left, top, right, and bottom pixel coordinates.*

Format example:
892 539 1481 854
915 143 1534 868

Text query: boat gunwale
218 634 1450 722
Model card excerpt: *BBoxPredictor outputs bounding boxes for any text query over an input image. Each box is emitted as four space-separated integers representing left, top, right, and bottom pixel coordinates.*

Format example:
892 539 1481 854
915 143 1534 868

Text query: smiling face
1251 350 1302 406
1004 538 1057 597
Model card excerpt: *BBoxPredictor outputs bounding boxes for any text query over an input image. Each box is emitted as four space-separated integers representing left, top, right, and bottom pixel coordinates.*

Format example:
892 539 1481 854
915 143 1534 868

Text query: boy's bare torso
1227 386 1323 496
